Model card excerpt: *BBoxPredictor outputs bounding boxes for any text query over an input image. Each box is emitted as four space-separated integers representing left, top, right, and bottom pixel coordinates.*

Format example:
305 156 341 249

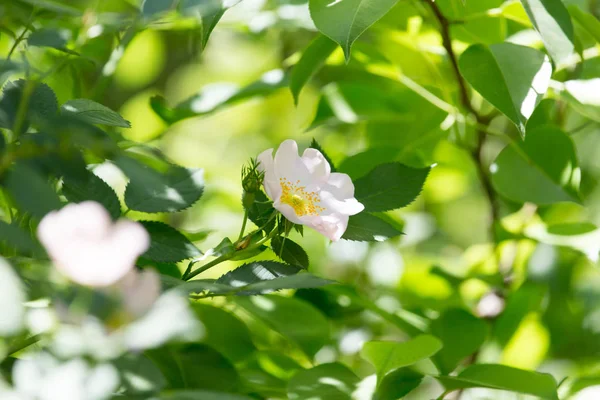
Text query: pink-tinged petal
118 269 161 317
37 201 150 287
273 201 303 225
301 214 348 241
326 173 356 198
257 148 281 200
274 139 311 184
319 191 364 216
301 148 330 182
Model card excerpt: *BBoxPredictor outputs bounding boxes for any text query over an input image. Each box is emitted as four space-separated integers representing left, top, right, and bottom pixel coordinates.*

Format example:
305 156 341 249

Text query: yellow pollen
279 177 324 216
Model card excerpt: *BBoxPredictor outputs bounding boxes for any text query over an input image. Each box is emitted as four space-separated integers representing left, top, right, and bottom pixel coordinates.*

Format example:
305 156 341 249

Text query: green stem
238 210 248 241
185 228 279 281
6 26 30 60
12 79 36 136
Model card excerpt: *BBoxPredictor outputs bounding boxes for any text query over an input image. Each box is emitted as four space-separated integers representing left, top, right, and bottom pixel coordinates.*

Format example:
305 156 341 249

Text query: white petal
326 172 356 198
118 269 161 317
37 202 150 288
301 214 348 241
273 139 311 184
257 148 281 200
301 148 330 182
320 191 364 216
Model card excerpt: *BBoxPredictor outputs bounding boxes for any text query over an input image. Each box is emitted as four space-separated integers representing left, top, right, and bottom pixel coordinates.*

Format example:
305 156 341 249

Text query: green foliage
520 0 575 64
309 0 398 60
459 43 551 135
60 99 131 128
342 213 403 241
1 0 599 398
491 125 580 204
436 364 559 399
288 363 360 400
361 335 442 380
140 221 202 263
430 308 488 374
354 163 430 212
271 236 309 268
118 157 205 213
236 295 330 357
290 35 337 104
62 172 121 220
6 163 62 218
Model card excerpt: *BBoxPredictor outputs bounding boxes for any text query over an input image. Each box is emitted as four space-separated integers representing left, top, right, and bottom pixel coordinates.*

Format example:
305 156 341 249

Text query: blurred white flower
116 269 161 317
124 290 203 351
37 201 150 287
8 353 118 400
0 257 25 336
257 140 364 241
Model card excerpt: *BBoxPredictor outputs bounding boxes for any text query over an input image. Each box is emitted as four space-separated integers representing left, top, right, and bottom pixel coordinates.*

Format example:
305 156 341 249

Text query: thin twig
423 0 499 244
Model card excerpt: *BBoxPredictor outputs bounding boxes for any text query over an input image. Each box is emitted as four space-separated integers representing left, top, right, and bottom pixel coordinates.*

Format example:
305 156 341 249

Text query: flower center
279 178 324 217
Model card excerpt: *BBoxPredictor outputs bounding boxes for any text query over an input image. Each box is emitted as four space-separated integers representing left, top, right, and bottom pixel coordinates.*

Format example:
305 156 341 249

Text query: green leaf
248 191 276 233
191 303 255 363
150 70 286 124
114 353 166 395
180 0 241 48
142 0 177 16
6 163 62 218
309 0 399 60
217 261 302 288
27 28 77 55
117 156 205 213
61 99 131 128
562 79 600 122
354 163 430 212
547 222 597 236
520 0 575 65
569 5 600 43
62 172 121 220
160 391 253 400
309 138 337 172
339 148 400 180
458 43 552 135
0 221 44 256
271 236 309 268
147 344 239 391
235 295 330 357
239 273 335 294
342 212 403 242
491 125 580 205
140 221 202 263
430 309 488 374
361 335 442 380
288 363 360 400
0 80 58 131
436 364 558 400
290 35 337 104
375 368 423 400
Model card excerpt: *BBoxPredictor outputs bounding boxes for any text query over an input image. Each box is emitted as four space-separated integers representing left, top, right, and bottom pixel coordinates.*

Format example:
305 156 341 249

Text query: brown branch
423 0 499 244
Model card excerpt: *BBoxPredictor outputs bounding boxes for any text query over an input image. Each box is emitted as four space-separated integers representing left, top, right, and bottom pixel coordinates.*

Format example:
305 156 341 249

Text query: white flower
258 140 364 241
9 354 119 400
37 201 150 287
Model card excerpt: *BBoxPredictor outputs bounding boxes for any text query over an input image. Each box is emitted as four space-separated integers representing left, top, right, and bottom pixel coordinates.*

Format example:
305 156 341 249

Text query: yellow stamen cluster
279 177 324 217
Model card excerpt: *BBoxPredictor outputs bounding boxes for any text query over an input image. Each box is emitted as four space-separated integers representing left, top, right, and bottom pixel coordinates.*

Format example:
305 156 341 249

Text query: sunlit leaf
459 43 552 135
491 125 580 205
520 0 575 65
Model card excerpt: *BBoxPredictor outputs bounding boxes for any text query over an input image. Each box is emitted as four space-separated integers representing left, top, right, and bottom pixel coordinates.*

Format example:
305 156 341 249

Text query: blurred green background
2 0 600 398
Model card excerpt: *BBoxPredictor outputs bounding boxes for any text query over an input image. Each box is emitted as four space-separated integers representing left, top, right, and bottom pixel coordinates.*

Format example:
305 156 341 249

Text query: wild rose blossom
37 201 149 287
258 140 364 241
